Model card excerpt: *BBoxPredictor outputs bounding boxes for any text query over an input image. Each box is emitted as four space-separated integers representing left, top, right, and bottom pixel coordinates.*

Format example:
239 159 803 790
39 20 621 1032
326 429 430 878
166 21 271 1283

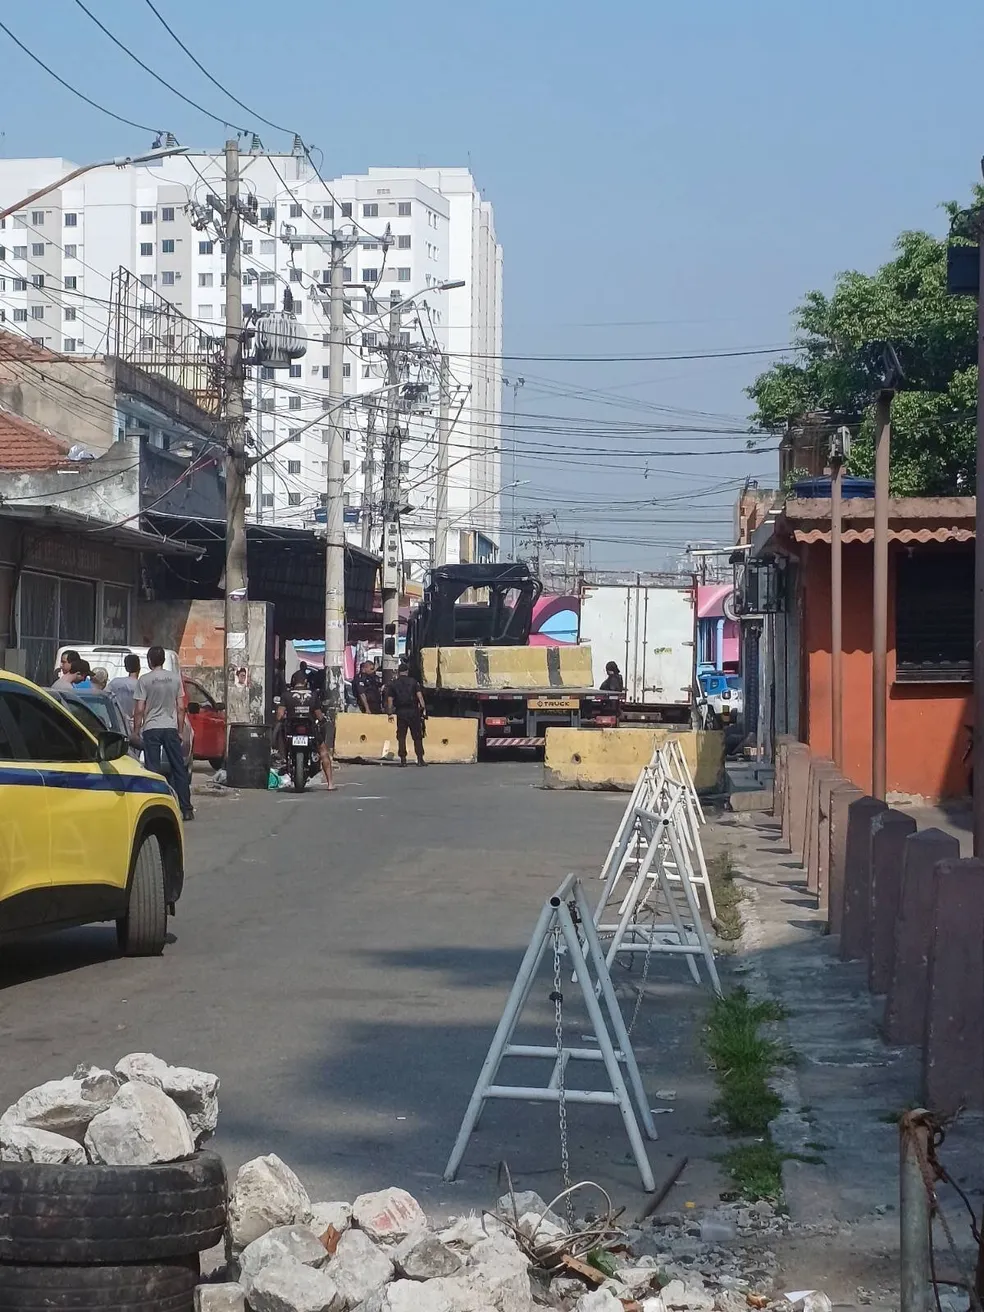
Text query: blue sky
4 0 983 566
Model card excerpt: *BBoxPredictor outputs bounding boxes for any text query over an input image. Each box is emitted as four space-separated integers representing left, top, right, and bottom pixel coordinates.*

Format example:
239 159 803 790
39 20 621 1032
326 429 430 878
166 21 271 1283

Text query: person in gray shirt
133 645 194 820
107 653 141 730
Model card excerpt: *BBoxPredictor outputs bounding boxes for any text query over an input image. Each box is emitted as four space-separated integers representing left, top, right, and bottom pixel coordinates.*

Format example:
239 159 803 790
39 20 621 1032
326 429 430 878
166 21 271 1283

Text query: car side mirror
186 701 202 715
213 701 226 712
97 730 130 762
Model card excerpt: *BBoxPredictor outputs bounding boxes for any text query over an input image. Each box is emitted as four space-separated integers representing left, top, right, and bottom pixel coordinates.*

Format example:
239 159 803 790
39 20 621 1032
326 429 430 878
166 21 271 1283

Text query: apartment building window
288 492 301 507
289 395 301 410
244 494 252 508
64 212 78 227
162 239 175 254
12 215 26 228
140 242 153 257
63 338 77 352
198 304 213 319
242 240 253 255
199 273 213 287
363 241 379 251
31 306 44 320
161 271 175 286
399 331 411 346
31 211 44 226
198 240 213 255
260 206 275 222
343 459 351 475
64 244 77 259
323 205 334 219
261 398 275 412
31 275 44 289
64 307 77 321
31 244 44 257
12 247 26 260
258 366 274 380
397 234 411 249
320 430 330 444
64 276 78 289
362 332 377 348
259 272 275 286
342 362 351 378
289 364 302 378
289 268 303 283
341 203 352 218
361 269 378 284
13 309 26 322
289 203 303 218
259 239 276 256
287 460 301 475
362 365 371 378
261 493 274 509
398 267 411 282
140 274 154 287
140 210 154 225
161 207 175 222
288 429 301 441
343 266 352 281
363 203 378 218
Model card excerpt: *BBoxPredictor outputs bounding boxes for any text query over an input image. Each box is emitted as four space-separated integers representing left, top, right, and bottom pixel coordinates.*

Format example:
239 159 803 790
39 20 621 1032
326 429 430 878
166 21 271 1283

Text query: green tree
747 209 979 495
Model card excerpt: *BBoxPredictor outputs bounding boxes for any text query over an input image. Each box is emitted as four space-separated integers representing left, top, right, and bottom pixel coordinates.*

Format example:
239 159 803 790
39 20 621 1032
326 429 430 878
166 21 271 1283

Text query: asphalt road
0 762 722 1218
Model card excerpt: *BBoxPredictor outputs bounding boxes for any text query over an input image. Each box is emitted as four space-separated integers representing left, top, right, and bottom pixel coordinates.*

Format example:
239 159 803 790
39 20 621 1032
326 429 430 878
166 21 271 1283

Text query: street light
0 146 189 222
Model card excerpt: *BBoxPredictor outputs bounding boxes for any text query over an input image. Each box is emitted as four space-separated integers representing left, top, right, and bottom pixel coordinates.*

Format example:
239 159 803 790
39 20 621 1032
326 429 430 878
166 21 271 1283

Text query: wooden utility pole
380 295 404 681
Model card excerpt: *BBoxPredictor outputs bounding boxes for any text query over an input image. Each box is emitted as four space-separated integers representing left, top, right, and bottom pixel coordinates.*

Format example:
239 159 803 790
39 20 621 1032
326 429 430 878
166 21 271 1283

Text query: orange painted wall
802 541 971 800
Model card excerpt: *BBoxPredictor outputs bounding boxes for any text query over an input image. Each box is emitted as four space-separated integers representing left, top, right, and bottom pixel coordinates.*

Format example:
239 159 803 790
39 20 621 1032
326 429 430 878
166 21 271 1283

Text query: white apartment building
0 152 503 570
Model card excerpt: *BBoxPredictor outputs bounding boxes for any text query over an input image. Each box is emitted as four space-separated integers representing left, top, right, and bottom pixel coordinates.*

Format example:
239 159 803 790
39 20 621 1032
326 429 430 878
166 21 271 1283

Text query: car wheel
0 1154 226 1264
0 1257 200 1311
208 757 224 771
117 834 167 957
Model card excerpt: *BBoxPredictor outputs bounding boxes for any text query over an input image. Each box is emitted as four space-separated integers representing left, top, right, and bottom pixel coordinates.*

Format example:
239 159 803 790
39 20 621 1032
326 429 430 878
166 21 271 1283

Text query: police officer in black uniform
385 660 427 767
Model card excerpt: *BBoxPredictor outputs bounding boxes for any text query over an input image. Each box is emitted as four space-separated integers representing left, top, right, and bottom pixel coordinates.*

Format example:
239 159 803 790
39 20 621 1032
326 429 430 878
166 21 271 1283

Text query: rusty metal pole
872 391 892 801
899 1110 931 1312
831 455 844 768
973 224 984 856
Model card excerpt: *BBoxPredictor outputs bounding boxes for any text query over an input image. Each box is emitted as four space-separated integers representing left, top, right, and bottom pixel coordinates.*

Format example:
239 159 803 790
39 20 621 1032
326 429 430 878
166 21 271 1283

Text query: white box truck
578 573 696 724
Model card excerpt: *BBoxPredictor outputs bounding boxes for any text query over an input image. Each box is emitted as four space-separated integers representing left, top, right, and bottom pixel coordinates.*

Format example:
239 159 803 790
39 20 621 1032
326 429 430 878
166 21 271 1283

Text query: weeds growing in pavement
719 1141 786 1202
707 849 744 942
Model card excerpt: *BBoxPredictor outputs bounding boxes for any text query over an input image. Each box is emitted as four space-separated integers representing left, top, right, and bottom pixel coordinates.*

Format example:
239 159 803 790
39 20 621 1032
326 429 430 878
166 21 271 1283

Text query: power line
69 0 251 133
139 0 295 137
0 18 164 134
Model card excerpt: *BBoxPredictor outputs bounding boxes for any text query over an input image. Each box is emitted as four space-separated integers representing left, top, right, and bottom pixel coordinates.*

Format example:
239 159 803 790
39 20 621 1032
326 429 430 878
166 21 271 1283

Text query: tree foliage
747 201 981 495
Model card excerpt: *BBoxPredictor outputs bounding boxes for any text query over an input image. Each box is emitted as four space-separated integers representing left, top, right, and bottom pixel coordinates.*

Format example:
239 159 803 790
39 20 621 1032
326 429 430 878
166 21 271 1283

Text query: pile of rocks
0 1053 218 1166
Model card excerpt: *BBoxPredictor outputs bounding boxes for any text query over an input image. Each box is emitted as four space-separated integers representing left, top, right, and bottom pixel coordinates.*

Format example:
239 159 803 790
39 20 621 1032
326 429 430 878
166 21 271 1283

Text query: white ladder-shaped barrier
444 874 659 1191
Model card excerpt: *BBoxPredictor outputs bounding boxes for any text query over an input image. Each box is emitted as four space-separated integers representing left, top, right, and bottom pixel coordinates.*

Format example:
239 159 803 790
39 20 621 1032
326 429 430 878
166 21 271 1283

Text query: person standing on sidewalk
107 653 141 732
385 660 427 767
132 646 194 820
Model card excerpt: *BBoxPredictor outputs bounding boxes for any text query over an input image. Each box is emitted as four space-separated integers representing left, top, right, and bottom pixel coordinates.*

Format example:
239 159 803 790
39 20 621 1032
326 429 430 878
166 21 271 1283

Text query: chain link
627 907 657 1038
551 926 575 1228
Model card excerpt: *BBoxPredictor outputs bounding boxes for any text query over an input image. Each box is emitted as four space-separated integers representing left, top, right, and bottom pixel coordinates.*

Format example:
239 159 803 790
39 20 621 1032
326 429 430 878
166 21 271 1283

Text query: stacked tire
0 1152 227 1310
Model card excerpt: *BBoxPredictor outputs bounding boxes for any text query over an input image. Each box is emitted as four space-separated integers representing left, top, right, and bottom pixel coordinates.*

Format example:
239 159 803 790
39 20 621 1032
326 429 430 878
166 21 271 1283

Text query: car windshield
54 695 110 739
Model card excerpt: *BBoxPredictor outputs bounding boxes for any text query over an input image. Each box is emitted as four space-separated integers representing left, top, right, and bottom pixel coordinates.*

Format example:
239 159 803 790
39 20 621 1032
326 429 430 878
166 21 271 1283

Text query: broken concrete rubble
0 1073 119 1142
352 1187 428 1245
397 1234 463 1281
328 1227 394 1308
306 1202 353 1238
237 1224 329 1292
83 1081 196 1167
229 1154 312 1250
0 1123 87 1165
115 1051 220 1142
246 1257 341 1312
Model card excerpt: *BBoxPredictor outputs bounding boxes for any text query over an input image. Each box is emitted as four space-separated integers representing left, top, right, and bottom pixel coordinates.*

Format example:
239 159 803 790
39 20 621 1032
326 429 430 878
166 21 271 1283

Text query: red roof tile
0 410 73 471
0 330 61 363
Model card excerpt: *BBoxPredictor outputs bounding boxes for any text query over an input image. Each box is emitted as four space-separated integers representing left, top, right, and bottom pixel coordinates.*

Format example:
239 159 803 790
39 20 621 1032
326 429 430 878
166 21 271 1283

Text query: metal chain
551 926 575 1228
627 908 657 1038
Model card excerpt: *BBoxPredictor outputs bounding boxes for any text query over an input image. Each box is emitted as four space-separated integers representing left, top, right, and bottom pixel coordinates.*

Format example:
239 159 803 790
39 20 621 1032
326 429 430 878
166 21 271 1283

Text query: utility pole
975 213 984 857
361 402 377 552
223 138 252 746
434 351 450 566
322 236 348 739
830 427 848 770
871 391 892 801
380 294 404 681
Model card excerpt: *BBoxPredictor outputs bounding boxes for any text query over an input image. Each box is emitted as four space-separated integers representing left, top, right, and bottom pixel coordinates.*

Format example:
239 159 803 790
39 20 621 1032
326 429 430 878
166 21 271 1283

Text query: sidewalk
708 806 984 1310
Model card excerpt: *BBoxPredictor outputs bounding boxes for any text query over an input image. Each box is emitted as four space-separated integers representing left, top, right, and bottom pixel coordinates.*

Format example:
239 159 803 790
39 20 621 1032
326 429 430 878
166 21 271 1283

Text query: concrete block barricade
334 712 478 764
838 796 889 955
435 644 593 690
884 828 961 1045
785 743 812 857
826 784 864 927
543 727 725 793
811 769 844 901
923 857 984 1114
803 757 837 881
868 810 918 995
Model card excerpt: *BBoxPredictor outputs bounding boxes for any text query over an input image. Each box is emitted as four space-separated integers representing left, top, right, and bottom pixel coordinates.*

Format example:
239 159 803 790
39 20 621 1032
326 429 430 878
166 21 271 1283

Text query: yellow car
0 670 184 956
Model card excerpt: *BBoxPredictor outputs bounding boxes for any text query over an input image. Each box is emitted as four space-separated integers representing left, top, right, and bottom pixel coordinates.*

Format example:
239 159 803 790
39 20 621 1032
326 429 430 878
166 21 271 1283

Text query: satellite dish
722 590 739 622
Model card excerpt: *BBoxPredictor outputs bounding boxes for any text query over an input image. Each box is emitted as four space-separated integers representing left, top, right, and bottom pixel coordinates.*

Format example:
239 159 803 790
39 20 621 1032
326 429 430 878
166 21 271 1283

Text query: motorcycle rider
276 667 335 790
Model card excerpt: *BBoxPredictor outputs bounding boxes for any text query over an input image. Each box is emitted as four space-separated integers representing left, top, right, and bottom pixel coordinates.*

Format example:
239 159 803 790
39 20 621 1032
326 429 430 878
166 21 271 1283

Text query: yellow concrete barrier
432 644 594 690
543 727 724 793
421 648 440 689
334 712 478 764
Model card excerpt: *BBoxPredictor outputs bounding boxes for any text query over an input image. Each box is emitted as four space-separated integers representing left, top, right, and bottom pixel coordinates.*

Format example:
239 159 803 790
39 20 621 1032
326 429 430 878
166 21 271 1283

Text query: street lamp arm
0 146 188 222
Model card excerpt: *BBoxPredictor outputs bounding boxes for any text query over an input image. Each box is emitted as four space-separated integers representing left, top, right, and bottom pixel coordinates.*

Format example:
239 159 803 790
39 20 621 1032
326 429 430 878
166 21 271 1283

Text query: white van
54 645 181 682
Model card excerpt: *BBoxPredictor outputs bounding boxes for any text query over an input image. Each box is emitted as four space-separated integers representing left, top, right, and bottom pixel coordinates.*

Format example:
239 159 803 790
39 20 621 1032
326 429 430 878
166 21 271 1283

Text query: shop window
895 548 973 683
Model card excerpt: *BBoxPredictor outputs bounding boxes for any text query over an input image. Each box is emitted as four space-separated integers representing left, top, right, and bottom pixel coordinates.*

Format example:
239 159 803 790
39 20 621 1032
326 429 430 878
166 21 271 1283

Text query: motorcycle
284 706 319 793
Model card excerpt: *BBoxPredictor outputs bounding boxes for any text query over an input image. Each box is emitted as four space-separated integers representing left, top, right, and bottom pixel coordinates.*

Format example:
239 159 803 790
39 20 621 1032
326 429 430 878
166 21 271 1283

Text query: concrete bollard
922 857 984 1114
786 743 812 856
884 828 961 1046
774 735 795 826
868 810 918 995
826 783 864 931
804 758 838 891
816 772 849 908
839 796 889 958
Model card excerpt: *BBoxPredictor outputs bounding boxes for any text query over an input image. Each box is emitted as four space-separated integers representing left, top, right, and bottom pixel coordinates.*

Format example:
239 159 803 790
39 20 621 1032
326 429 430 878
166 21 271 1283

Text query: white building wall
0 154 502 568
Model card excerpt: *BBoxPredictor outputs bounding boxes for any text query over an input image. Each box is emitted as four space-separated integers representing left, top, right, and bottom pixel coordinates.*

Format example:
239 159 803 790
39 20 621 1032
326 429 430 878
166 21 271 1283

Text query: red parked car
183 678 226 769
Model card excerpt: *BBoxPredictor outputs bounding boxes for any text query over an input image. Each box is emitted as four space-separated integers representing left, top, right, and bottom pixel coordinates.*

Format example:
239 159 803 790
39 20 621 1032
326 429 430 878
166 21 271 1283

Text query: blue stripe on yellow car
0 768 171 797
